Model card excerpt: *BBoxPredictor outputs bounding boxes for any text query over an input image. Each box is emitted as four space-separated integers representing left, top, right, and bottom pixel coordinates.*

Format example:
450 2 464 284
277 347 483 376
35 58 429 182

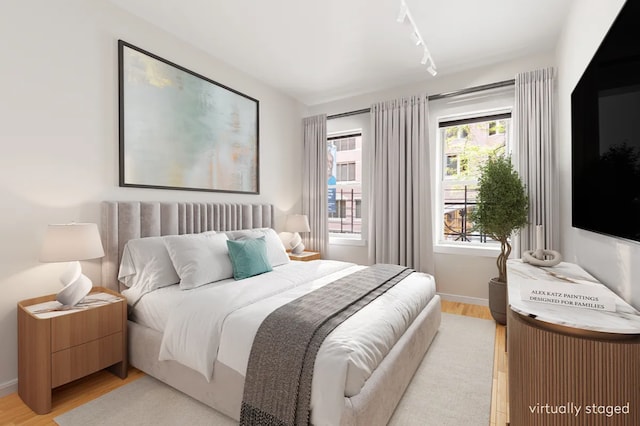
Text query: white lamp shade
285 214 311 233
40 223 105 262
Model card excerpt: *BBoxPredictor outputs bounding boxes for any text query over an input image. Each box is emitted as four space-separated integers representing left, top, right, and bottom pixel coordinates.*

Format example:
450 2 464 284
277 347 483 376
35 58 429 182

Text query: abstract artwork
118 40 259 193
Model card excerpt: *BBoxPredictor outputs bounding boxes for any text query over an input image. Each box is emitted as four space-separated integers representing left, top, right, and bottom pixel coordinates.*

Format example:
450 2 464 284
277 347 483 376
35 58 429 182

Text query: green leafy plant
471 155 528 283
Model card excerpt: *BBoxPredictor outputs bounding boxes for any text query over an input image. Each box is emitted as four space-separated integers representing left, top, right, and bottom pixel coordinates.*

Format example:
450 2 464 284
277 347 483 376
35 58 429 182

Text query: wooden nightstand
17 286 127 414
288 251 321 261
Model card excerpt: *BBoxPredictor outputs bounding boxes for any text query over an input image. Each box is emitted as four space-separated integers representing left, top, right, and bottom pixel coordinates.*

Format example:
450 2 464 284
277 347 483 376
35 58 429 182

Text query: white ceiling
108 0 574 106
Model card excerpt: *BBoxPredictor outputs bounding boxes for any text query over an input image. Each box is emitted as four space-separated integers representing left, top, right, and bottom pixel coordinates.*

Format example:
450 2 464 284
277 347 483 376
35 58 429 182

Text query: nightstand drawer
51 332 123 388
51 302 123 352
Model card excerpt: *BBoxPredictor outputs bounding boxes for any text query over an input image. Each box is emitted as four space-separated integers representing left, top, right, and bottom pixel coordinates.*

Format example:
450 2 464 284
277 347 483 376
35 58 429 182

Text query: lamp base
289 232 305 254
56 261 93 306
291 241 305 255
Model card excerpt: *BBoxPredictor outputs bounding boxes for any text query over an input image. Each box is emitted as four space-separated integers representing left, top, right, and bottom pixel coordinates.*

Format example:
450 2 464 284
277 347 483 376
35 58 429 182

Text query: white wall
307 53 555 303
556 0 640 307
0 0 304 394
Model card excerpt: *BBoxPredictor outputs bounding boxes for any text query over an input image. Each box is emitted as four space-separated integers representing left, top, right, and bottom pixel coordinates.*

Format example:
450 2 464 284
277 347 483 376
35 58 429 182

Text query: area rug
55 313 495 426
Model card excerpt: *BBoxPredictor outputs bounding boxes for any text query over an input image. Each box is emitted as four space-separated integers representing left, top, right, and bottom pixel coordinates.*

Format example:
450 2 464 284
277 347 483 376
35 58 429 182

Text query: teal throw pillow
226 236 273 280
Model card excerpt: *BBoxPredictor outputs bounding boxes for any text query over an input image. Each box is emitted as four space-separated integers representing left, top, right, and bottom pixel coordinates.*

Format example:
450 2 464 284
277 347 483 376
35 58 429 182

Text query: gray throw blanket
240 264 413 426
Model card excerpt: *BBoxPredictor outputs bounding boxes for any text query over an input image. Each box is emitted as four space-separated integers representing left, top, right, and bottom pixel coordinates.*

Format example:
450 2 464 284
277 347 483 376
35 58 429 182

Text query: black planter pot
488 277 507 325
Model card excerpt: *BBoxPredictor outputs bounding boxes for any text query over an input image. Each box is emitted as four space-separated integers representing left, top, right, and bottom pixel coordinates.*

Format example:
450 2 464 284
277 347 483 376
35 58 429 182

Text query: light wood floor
0 301 508 425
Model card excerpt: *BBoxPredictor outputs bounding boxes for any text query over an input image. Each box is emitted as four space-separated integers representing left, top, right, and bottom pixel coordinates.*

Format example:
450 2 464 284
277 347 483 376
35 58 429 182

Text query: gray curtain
369 95 433 273
302 114 328 254
514 67 558 254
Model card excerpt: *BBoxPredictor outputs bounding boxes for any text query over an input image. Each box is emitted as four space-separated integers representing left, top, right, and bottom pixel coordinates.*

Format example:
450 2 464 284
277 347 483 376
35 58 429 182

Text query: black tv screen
571 0 640 242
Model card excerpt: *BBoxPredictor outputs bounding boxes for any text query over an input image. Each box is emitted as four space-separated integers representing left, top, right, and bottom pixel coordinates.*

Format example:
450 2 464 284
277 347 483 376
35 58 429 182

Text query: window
337 200 346 218
329 200 347 219
439 113 510 245
335 137 356 151
488 120 506 136
445 154 459 178
328 132 363 237
336 162 356 181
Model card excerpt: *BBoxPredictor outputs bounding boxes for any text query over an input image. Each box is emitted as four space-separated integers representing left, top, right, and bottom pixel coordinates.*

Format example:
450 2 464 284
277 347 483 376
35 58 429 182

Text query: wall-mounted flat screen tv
571 0 640 243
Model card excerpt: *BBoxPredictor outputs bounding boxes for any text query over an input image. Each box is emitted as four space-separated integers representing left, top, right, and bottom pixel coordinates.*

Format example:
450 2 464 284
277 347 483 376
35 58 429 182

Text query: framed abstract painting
118 40 259 194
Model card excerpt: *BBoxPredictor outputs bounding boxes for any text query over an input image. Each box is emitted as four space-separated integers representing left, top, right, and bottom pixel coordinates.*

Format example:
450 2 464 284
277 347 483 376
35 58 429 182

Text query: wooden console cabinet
17 287 127 414
507 260 640 425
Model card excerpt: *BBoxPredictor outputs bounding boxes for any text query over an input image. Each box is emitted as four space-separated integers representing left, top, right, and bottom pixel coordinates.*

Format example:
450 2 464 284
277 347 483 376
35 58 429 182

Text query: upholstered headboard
101 201 275 292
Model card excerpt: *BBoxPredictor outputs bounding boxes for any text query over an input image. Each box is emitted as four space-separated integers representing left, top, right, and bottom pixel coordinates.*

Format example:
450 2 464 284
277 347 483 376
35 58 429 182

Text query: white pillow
225 228 290 267
164 232 233 289
118 236 180 292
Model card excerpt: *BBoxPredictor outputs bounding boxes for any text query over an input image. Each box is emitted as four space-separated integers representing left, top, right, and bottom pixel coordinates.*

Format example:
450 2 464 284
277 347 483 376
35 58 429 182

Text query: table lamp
40 223 105 306
285 214 310 255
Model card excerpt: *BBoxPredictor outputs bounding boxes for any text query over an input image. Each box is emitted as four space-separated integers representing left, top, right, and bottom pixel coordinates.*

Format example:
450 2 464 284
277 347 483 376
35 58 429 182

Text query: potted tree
470 155 528 325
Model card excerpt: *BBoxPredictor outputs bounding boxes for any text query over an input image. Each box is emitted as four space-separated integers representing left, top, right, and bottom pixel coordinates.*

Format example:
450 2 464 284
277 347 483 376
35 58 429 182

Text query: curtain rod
326 79 515 120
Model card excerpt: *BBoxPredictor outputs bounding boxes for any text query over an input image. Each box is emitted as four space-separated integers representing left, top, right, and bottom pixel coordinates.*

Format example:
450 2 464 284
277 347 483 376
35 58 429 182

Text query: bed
101 201 441 426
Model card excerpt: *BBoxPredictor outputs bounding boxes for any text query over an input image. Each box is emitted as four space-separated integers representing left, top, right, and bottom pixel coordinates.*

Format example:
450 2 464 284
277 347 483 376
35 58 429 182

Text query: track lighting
396 0 437 77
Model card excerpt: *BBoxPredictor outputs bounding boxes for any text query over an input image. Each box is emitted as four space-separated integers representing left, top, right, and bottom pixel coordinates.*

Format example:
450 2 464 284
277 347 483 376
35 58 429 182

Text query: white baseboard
438 292 489 307
0 378 17 398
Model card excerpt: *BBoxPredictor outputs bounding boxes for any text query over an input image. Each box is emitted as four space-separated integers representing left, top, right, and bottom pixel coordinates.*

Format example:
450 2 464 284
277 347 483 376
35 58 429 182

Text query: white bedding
125 260 436 426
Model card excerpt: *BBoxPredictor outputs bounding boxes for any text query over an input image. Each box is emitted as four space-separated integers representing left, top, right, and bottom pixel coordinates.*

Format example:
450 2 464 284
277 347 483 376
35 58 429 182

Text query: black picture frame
118 40 260 194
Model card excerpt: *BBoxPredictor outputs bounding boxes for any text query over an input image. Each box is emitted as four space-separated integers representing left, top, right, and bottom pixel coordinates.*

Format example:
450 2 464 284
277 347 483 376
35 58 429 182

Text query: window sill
434 243 500 257
329 236 367 247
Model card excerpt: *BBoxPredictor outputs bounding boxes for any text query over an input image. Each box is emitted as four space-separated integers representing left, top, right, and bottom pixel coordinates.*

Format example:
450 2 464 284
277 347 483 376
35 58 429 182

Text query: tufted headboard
101 201 274 292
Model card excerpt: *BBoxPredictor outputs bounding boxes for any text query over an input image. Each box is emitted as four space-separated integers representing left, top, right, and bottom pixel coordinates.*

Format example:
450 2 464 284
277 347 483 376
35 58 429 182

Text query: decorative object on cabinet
118 40 260 194
284 214 311 254
470 155 528 324
522 224 562 266
40 223 105 306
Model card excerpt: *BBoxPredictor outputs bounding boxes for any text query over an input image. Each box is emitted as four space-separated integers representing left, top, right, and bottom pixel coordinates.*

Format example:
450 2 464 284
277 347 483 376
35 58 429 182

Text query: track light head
409 31 421 46
427 65 438 76
421 50 429 65
397 1 408 23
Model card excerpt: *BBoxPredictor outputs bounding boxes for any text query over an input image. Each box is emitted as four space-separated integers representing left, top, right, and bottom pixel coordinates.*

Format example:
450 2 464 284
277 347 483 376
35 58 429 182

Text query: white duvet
128 260 436 426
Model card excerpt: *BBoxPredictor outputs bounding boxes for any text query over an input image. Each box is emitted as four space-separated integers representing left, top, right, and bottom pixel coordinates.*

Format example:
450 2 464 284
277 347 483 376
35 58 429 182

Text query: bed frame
101 201 441 426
